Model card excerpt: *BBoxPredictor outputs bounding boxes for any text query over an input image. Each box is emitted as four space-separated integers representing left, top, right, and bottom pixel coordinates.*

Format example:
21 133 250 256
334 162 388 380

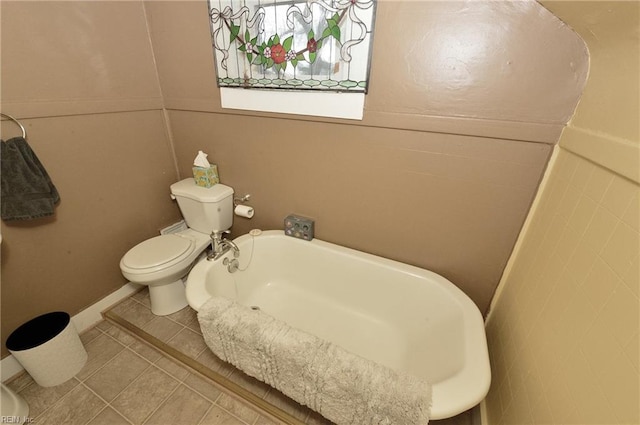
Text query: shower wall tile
485 147 640 424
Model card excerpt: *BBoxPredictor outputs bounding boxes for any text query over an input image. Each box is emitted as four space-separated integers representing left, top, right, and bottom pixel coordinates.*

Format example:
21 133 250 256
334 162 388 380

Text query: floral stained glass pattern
208 0 376 93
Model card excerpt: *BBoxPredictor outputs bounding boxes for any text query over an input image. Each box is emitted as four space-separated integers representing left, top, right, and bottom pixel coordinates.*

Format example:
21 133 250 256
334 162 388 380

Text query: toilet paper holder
234 194 255 219
234 194 251 206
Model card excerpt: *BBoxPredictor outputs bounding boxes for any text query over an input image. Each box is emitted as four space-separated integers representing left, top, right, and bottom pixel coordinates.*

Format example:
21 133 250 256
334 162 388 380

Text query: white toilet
1 384 29 424
120 178 234 315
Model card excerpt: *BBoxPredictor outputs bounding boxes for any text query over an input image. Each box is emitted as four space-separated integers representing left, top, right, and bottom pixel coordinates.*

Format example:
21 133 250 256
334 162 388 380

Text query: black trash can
6 312 87 387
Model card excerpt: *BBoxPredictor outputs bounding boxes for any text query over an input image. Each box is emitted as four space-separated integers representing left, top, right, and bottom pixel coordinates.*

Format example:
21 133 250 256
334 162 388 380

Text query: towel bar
1 113 27 139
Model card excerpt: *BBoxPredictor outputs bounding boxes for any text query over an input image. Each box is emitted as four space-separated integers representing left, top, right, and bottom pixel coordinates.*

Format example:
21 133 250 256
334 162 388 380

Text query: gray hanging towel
1 136 60 221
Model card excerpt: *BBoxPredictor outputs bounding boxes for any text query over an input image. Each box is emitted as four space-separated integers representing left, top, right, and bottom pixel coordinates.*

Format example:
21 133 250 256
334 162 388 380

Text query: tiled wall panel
485 147 639 424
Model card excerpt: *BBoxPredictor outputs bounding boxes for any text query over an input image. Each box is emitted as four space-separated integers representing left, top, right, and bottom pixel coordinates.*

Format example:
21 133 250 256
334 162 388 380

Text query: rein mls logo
1 417 33 424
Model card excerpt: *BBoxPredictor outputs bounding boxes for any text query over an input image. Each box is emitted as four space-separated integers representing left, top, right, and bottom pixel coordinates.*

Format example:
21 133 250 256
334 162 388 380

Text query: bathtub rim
186 229 491 420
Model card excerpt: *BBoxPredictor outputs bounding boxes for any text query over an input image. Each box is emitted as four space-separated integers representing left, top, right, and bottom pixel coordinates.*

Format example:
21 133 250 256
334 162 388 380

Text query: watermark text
1 416 34 424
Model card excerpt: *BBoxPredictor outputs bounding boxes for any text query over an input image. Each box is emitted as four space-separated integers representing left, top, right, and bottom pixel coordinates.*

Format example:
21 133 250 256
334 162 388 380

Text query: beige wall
167 111 551 312
0 1 182 357
148 0 588 132
484 1 640 424
1 0 589 360
145 0 587 314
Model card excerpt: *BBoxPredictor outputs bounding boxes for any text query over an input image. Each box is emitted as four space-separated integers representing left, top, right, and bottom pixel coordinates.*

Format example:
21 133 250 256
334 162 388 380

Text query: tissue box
192 165 220 188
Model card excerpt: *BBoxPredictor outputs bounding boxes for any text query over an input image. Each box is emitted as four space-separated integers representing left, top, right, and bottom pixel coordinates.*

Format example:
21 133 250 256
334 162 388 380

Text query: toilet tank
170 179 234 234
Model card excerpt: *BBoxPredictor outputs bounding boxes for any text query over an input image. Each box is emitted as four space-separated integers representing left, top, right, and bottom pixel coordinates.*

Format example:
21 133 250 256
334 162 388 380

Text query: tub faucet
208 230 240 261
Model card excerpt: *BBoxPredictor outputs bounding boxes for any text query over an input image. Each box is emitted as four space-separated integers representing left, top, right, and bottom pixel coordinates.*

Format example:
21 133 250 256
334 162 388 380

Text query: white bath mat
198 297 432 425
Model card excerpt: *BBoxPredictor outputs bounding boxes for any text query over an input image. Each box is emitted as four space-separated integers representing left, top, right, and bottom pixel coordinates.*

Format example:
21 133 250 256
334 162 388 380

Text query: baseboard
1 282 141 382
0 356 24 383
69 282 142 333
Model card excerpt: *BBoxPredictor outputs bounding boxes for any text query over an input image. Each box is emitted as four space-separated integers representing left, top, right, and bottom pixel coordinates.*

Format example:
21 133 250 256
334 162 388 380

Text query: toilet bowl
120 229 210 315
120 179 234 316
1 384 29 424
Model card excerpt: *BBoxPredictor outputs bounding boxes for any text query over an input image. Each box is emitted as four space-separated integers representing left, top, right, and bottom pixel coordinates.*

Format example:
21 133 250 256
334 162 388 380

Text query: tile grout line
201 394 255 425
147 331 281 425
96 317 231 423
140 379 184 425
88 324 213 425
195 404 216 425
108 289 321 423
12 326 111 423
81 324 150 425
80 380 136 425
102 308 305 425
12 321 259 425
27 377 82 423
112 290 322 424
84 321 200 425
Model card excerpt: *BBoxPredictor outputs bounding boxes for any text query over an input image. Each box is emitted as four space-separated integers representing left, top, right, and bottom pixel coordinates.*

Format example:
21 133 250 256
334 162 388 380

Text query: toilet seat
121 234 195 273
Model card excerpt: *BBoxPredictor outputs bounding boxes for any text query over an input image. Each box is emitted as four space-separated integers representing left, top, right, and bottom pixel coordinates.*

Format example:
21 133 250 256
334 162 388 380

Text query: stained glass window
208 0 376 93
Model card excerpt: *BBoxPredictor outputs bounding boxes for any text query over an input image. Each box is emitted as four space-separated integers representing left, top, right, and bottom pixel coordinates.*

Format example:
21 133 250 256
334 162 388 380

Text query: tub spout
208 231 240 261
221 239 240 257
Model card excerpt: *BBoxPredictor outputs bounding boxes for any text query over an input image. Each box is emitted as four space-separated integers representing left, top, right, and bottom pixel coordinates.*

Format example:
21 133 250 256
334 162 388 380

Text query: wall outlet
284 215 314 241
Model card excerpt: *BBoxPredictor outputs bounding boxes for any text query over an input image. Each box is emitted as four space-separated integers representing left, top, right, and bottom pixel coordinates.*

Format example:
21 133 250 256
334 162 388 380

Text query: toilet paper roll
235 204 254 218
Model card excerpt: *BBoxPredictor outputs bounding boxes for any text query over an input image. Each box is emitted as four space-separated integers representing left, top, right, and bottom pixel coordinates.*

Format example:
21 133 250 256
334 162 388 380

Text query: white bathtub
186 230 490 420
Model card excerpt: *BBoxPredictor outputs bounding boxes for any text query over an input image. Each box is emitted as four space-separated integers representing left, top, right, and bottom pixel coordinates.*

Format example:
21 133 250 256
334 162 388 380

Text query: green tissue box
192 165 220 188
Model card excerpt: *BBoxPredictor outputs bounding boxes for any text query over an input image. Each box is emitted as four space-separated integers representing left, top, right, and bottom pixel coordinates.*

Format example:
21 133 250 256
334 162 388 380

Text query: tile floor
5 289 473 425
5 320 282 425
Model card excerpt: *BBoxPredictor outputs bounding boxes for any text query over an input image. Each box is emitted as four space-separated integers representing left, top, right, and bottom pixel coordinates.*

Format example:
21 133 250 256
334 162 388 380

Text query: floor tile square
87 407 131 425
77 334 126 380
35 384 105 425
199 405 247 425
110 366 180 425
143 384 211 425
167 327 208 358
85 349 151 401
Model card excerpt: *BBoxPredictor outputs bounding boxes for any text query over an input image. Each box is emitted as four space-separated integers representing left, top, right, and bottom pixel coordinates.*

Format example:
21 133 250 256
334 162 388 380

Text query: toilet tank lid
170 178 233 202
